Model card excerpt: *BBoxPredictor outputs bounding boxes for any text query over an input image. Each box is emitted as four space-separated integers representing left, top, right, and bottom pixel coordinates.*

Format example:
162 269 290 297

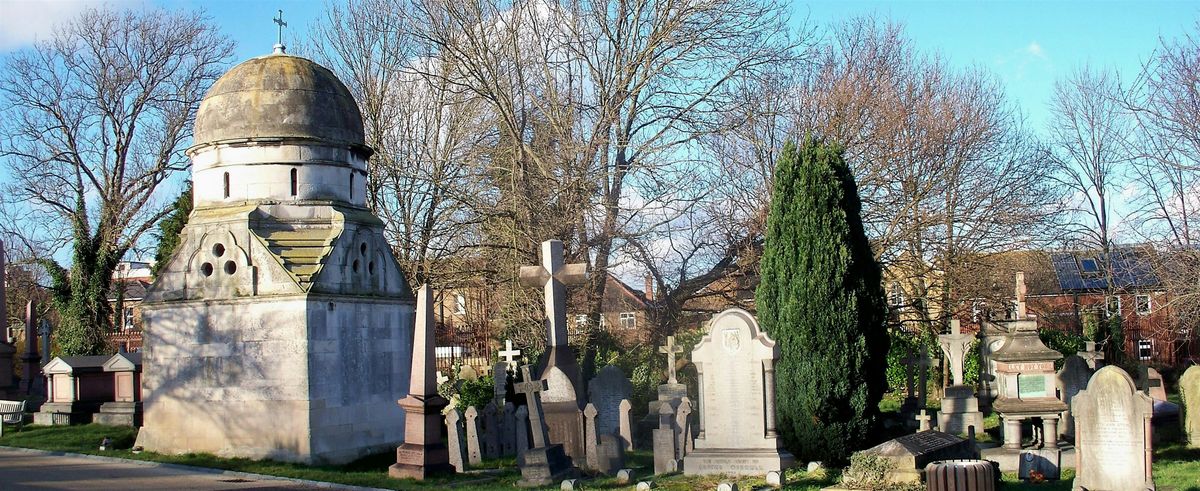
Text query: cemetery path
0 448 333 491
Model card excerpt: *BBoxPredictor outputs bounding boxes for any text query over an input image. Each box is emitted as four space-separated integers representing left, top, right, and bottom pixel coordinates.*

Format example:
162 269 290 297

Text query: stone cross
1015 271 1028 319
916 410 932 432
519 240 588 349
499 339 522 369
659 336 684 384
938 319 974 386
916 349 934 409
38 319 51 363
1077 341 1105 370
436 370 449 386
273 10 287 46
515 364 551 448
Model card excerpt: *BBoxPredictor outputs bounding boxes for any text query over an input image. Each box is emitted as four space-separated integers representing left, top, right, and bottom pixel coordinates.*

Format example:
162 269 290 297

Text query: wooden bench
0 399 26 436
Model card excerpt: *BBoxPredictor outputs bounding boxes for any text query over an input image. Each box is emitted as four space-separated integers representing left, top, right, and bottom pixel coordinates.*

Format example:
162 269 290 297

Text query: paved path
0 447 346 490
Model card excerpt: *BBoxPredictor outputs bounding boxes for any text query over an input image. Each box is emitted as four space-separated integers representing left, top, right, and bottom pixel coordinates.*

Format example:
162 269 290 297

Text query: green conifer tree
152 184 193 278
756 139 890 463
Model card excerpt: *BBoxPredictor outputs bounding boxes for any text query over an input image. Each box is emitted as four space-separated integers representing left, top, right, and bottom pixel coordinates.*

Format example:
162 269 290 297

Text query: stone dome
192 53 368 153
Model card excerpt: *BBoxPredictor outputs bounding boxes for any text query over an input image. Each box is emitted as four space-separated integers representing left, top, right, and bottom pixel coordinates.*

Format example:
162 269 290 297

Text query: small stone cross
1077 341 1105 370
499 339 521 370
436 371 449 386
273 10 287 47
519 240 588 349
916 410 932 432
514 365 550 448
1015 271 1028 319
659 336 685 384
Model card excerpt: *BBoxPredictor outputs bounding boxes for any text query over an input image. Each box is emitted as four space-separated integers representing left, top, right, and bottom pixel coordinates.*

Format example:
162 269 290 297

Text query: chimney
644 274 654 301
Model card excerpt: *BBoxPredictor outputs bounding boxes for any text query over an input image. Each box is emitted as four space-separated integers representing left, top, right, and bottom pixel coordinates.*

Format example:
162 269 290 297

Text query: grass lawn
2 422 1196 491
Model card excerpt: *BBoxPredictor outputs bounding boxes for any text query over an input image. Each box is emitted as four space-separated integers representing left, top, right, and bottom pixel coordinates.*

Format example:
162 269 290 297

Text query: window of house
1136 294 1151 315
575 314 588 326
123 307 135 330
454 294 466 315
619 312 636 330
888 282 904 307
1106 295 1121 316
971 299 984 322
1138 339 1153 361
1079 257 1102 276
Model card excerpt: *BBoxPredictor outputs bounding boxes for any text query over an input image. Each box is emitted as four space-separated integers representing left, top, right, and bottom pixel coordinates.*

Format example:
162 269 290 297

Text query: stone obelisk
390 284 453 479
19 301 41 396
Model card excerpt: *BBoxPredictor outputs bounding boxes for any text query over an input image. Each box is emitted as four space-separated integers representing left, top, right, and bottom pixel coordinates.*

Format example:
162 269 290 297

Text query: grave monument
34 355 113 425
389 285 453 479
520 239 588 461
1055 354 1092 441
642 336 689 443
683 308 794 476
937 320 983 436
514 364 576 487
95 351 143 426
1071 366 1155 491
135 38 414 464
1181 365 1200 447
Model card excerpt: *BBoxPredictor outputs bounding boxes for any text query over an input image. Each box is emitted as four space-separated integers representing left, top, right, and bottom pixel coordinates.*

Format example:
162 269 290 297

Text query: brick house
568 273 655 347
107 261 153 351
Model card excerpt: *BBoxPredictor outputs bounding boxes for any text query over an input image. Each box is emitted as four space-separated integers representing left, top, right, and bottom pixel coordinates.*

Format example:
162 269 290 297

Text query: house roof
108 279 151 302
1049 247 1161 292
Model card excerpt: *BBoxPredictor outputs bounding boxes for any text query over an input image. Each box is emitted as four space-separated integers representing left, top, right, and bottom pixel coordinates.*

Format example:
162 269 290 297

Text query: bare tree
0 8 234 355
1045 66 1132 255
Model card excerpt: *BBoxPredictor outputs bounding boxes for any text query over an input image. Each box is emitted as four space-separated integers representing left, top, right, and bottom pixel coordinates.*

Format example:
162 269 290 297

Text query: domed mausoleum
135 48 414 465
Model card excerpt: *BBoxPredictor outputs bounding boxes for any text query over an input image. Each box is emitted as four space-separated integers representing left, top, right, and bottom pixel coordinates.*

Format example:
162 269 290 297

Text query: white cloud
1026 42 1046 59
0 0 134 52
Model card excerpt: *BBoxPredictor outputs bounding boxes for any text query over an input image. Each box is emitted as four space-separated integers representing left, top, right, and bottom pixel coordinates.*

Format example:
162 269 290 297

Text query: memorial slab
855 430 975 483
1071 366 1155 491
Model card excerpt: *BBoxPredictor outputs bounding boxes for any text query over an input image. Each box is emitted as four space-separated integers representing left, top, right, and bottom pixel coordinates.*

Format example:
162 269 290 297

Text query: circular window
352 259 360 273
212 243 225 257
200 262 214 277
360 243 367 256
224 261 237 275
368 261 376 275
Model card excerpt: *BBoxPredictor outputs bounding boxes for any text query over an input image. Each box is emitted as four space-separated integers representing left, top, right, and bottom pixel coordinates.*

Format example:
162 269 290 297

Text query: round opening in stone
352 259 359 273
360 243 367 256
213 243 225 257
368 261 375 275
200 262 214 276
224 261 237 275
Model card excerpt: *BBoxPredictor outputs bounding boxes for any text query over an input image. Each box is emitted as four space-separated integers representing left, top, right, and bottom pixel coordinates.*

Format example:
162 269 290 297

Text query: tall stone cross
659 336 684 384
499 339 521 370
515 364 550 448
1014 271 1028 319
937 319 974 386
1077 340 1105 370
519 240 588 349
272 10 287 47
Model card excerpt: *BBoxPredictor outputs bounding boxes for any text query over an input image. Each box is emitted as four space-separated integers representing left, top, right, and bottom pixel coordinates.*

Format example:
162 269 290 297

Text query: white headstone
1071 366 1155 491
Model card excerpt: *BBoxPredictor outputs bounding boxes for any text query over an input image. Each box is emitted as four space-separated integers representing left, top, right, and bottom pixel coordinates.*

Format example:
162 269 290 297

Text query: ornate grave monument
642 336 689 443
977 273 1029 415
514 364 576 487
34 356 113 425
937 320 983 436
136 41 414 464
389 285 453 479
683 308 794 476
94 352 143 426
1071 366 1155 491
520 239 588 461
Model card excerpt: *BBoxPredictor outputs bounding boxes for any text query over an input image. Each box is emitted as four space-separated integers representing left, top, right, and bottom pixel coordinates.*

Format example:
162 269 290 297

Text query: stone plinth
938 385 984 436
518 444 575 487
683 309 794 476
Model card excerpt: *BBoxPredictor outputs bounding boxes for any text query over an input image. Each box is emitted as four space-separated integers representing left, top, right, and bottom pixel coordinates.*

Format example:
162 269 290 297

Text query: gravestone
900 347 920 415
516 405 531 465
521 240 588 462
493 362 510 405
483 401 500 459
1181 365 1200 447
389 284 453 479
652 403 678 474
618 399 634 450
675 397 693 458
683 308 794 476
854 430 976 483
1071 366 1155 491
515 364 576 487
459 364 479 382
1138 366 1168 401
937 320 983 436
1138 365 1182 444
503 402 518 456
1055 355 1092 441
583 403 600 471
595 434 626 476
644 336 689 442
445 408 467 472
18 301 42 397
588 365 633 441
465 406 482 465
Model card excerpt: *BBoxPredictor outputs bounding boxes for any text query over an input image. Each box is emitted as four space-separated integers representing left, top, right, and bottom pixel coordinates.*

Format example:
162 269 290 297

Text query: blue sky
3 0 1196 135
